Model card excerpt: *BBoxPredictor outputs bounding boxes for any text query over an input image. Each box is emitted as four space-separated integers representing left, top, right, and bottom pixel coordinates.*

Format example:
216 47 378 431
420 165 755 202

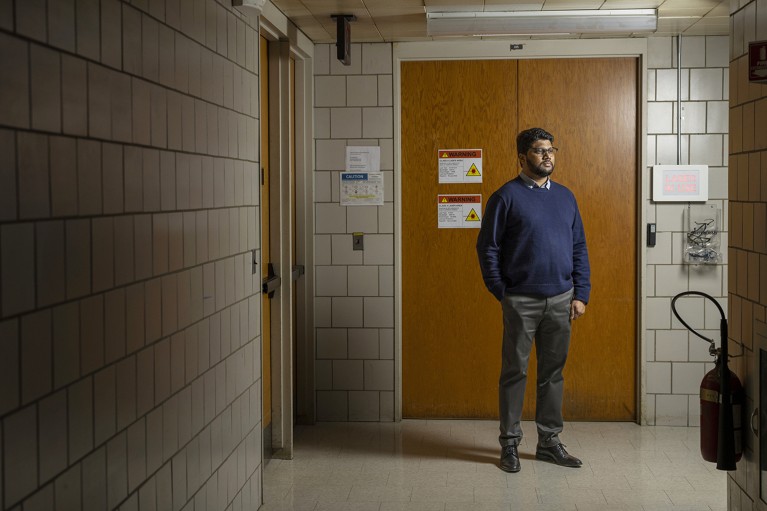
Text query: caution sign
438 194 482 229
438 149 482 183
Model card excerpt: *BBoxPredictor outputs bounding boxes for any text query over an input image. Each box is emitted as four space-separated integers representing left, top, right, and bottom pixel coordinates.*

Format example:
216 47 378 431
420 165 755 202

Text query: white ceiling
268 0 731 42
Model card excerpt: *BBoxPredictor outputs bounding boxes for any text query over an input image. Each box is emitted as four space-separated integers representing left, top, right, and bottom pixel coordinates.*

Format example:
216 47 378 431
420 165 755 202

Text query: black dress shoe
535 443 582 468
500 445 521 473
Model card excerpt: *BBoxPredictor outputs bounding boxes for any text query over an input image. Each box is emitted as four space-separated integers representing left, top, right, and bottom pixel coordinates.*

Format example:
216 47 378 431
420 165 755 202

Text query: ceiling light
426 9 658 36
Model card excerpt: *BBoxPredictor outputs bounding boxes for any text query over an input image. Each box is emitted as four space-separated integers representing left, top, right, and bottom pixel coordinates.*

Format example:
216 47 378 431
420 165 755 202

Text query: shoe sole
535 451 582 468
499 463 521 473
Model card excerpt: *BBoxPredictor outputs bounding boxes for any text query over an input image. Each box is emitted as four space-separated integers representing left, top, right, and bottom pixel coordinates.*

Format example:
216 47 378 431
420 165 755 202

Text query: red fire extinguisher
672 291 743 471
699 356 744 464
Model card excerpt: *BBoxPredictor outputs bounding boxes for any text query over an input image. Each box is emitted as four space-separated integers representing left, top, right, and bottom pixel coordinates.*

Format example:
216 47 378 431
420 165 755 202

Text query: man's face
520 139 555 179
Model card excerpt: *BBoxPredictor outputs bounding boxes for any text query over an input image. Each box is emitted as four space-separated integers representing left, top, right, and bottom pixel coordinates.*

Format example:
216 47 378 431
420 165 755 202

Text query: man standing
476 127 591 473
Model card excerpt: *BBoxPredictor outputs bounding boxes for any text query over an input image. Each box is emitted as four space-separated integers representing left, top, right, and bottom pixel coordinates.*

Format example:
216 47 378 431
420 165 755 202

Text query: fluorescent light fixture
426 9 657 36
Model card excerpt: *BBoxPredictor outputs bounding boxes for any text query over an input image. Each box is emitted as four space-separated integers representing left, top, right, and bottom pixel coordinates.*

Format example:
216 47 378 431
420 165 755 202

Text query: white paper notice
438 149 482 183
437 195 482 229
346 146 381 172
341 172 384 206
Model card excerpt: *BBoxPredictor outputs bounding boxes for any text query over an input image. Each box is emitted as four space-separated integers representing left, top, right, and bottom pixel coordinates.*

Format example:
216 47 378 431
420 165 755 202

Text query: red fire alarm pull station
749 40 767 84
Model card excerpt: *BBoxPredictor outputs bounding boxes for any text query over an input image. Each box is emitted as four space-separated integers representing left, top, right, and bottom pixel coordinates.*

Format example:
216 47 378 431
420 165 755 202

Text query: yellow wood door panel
260 35 272 428
517 58 638 420
401 58 637 421
401 59 518 418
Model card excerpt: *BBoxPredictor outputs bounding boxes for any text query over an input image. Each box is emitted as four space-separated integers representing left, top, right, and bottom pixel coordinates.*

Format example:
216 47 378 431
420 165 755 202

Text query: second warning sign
438 195 482 229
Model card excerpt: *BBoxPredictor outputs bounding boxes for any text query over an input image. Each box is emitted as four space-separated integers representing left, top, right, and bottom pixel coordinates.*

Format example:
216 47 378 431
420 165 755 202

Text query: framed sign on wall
652 165 709 202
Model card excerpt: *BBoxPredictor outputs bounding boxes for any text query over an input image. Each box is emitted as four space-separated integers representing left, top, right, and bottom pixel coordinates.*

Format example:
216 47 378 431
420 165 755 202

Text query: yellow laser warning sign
437 148 483 184
437 195 482 229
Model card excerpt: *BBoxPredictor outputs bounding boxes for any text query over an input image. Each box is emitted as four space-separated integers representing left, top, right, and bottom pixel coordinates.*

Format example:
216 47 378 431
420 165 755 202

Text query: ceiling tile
299 0 368 10
658 6 712 15
708 2 729 15
425 0 484 12
656 16 700 31
682 16 728 34
377 14 431 38
657 0 722 10
270 0 307 10
367 4 425 16
273 0 731 43
601 0 664 7
295 22 335 42
541 0 605 9
483 1 545 10
364 0 424 6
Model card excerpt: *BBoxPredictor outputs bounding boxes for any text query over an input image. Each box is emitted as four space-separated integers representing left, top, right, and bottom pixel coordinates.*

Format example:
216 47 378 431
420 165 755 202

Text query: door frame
392 39 649 422
259 7 315 459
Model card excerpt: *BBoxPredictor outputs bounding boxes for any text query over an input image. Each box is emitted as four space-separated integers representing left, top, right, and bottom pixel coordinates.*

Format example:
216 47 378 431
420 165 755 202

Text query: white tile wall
330 108 362 139
316 391 348 421
671 362 705 394
317 328 348 359
349 391 380 421
362 108 393 139
689 68 724 100
680 102 707 133
655 265 689 296
348 266 379 297
363 235 393 265
4 404 37 505
315 139 348 170
656 329 690 361
690 134 725 165
729 1 765 504
0 0 263 509
314 43 395 420
333 360 363 390
0 33 30 128
655 394 689 426
347 206 379 234
315 76 347 107
645 36 729 427
648 102 673 133
348 328 379 359
347 75 378 106
331 234 363 265
332 297 364 328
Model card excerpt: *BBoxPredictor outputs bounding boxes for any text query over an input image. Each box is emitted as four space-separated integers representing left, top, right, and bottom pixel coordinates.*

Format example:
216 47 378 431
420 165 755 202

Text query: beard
525 156 555 178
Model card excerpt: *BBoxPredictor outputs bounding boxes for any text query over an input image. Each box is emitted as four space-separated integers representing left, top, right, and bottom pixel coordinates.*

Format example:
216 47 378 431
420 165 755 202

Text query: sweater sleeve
571 200 591 304
476 193 508 301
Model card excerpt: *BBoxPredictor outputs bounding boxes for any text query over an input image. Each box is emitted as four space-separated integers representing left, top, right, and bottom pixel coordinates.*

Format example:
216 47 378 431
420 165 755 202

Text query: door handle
262 263 281 298
291 265 305 281
752 407 759 438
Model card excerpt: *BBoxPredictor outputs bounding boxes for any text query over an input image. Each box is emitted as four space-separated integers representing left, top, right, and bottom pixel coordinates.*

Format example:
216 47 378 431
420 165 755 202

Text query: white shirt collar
518 172 551 189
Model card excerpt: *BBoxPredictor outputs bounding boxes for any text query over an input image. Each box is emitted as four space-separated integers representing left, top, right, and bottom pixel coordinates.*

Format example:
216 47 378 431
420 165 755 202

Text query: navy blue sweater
476 177 591 303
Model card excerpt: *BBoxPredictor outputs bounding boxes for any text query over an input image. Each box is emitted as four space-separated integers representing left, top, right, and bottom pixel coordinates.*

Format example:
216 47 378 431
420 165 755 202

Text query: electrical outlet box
353 232 364 251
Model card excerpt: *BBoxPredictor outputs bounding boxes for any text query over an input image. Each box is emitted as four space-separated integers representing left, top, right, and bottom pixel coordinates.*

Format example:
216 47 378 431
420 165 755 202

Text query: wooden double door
401 58 639 420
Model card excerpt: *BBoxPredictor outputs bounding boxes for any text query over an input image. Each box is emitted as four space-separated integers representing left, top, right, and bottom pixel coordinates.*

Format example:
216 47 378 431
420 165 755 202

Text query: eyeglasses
529 147 558 156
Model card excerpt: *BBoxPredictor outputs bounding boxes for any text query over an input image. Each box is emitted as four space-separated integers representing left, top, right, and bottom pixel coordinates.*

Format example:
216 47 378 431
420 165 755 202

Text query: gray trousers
499 289 573 448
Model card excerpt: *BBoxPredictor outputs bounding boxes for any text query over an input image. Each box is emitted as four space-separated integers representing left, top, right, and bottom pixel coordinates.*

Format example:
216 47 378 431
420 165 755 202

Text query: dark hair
516 128 554 155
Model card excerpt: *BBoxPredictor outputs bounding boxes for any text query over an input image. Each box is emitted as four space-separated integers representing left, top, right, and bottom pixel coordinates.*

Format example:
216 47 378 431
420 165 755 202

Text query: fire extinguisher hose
671 291 736 471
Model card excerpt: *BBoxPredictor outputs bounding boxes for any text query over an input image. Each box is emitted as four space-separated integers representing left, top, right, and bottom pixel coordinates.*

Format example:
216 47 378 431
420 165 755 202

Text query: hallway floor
260 420 726 511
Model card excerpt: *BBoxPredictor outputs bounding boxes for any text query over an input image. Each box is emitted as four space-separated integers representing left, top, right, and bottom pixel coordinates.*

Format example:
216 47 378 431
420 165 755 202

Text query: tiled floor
260 420 727 511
